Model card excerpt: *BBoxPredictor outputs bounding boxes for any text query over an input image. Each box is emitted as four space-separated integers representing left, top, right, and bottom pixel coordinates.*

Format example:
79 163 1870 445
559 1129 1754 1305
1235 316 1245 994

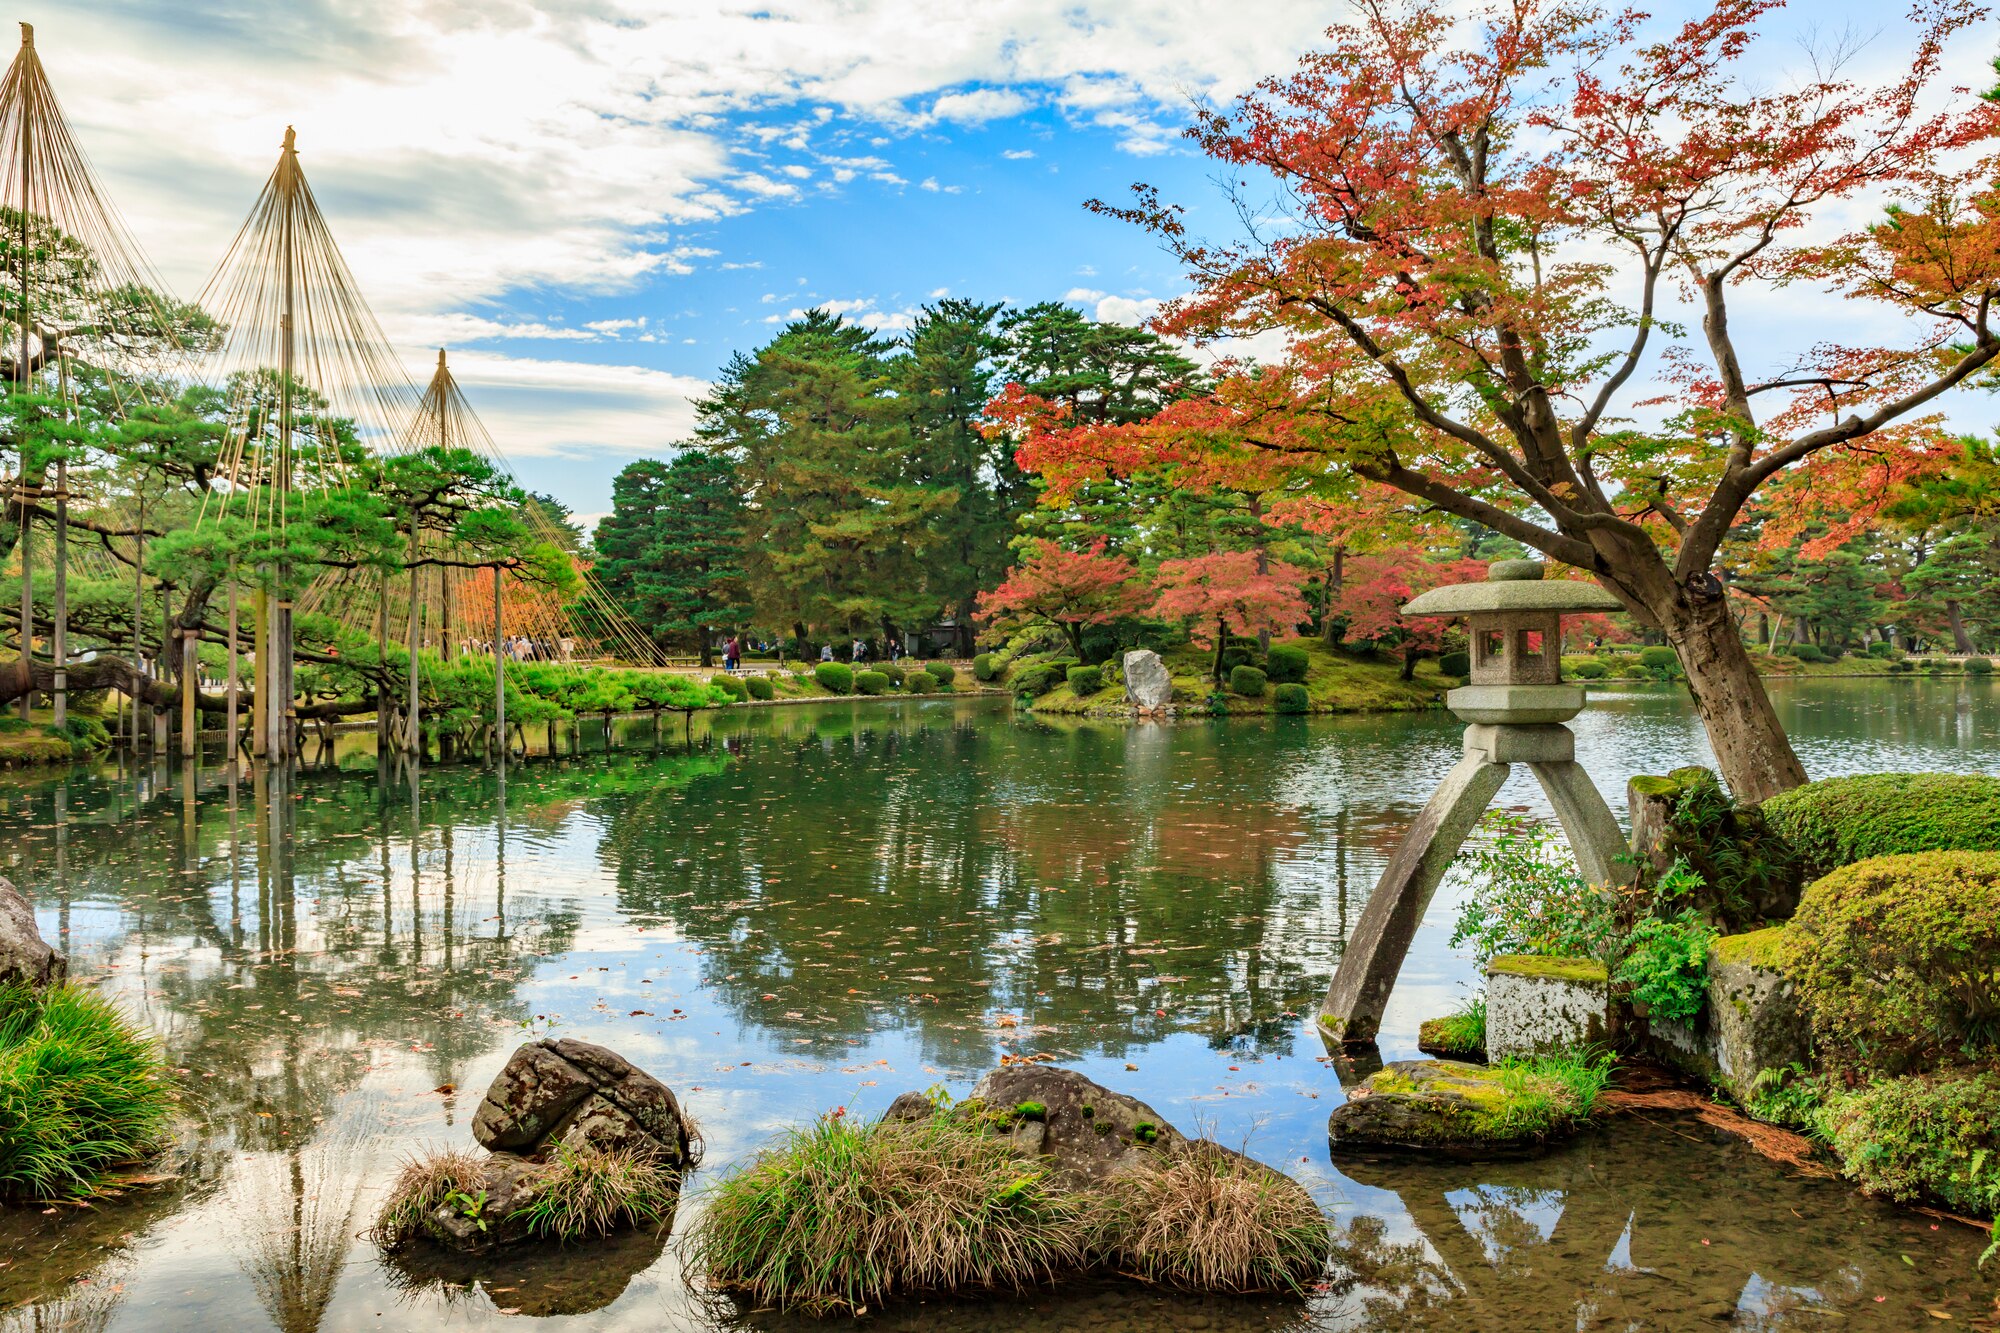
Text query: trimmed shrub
1014 665 1060 698
689 1112 1087 1316
1760 772 2000 880
1066 665 1103 695
710 673 750 701
1264 645 1310 684
0 983 174 1199
924 668 955 692
1438 650 1470 678
1791 643 1827 663
879 664 906 688
1780 851 2000 1073
1968 656 1995 675
1228 665 1268 697
855 670 891 696
927 663 956 686
745 674 774 701
1888 660 1915 674
1823 1070 2000 1218
1637 645 1679 674
1865 640 1894 659
1273 683 1310 714
814 663 854 694
1568 658 1608 680
973 653 998 682
1220 639 1258 672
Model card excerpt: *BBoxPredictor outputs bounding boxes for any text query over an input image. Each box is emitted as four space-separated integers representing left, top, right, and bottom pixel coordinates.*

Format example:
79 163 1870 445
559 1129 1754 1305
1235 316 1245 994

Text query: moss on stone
1487 954 1607 985
1627 774 1682 798
1710 926 1787 971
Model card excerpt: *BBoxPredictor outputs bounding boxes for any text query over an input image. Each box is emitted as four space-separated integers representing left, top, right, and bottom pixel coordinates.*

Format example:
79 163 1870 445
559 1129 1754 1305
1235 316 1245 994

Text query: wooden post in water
404 533 422 756
252 585 267 758
180 621 197 759
14 35 30 724
132 503 146 749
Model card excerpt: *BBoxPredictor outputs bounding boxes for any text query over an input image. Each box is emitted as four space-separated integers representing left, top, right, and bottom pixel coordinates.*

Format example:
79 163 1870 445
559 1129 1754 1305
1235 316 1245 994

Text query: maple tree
1148 551 1311 682
976 539 1146 658
1013 0 2000 800
1333 551 1488 677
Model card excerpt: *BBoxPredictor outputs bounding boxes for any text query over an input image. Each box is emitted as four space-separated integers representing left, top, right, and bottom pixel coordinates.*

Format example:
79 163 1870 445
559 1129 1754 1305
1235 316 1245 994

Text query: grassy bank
997 638 1453 717
0 713 112 772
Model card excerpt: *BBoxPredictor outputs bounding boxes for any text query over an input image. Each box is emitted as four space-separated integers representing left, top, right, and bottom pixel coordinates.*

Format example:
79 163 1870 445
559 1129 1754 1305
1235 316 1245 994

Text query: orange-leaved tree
1149 551 1311 682
976 539 1146 659
1021 0 2000 800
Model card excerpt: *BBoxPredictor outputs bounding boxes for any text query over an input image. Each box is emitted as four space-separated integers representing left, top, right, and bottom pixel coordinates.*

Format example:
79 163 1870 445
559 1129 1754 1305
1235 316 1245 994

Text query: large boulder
472 1038 694 1166
1328 1059 1586 1157
1122 650 1172 712
1648 927 1811 1106
0 876 64 989
967 1064 1191 1183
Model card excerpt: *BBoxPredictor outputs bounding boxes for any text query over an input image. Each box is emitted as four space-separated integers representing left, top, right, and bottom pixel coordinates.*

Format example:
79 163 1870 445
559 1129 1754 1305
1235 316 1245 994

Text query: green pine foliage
593 452 749 661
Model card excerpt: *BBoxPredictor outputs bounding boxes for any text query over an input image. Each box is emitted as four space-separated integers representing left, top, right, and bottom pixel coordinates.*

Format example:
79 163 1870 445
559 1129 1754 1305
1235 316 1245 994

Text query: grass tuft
0 982 174 1199
1486 1050 1614 1137
688 1111 1086 1316
1085 1144 1326 1294
511 1142 679 1242
1419 994 1487 1058
369 1148 488 1252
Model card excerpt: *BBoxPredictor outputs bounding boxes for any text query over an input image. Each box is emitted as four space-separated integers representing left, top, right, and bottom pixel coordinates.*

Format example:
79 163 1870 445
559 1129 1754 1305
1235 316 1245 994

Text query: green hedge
1824 1069 2000 1218
1779 850 2000 1074
1568 658 1608 679
745 675 774 701
1760 772 2000 880
1228 665 1268 697
973 653 998 681
855 670 890 696
923 668 954 692
1265 645 1309 684
1969 657 1995 675
1014 665 1061 697
1438 650 1470 678
1066 665 1102 695
814 663 854 694
1273 683 1310 714
879 664 906 687
927 663 956 685
1792 643 1827 663
711 674 750 701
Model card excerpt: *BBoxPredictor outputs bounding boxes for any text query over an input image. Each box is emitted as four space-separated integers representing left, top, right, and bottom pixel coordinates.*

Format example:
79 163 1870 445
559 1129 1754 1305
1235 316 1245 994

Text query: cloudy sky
27 0 2000 524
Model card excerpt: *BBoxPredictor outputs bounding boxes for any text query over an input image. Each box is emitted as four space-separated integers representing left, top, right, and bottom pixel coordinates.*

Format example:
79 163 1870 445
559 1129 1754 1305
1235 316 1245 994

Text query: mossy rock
1760 772 2000 881
1710 925 1786 971
1327 1060 1584 1157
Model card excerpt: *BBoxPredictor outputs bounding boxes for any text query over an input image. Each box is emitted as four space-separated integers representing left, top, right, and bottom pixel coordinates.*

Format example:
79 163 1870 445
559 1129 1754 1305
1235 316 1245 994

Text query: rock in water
968 1065 1189 1182
1122 650 1172 711
473 1038 695 1166
1328 1059 1584 1156
0 876 65 989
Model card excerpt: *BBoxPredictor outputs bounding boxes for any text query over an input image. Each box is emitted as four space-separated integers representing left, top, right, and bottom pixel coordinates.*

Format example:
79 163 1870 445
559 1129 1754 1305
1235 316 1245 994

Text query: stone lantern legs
1318 719 1627 1044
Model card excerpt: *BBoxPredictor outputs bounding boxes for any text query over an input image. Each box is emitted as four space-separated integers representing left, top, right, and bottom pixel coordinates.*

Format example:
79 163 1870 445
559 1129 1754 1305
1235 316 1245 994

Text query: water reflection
0 684 1993 1330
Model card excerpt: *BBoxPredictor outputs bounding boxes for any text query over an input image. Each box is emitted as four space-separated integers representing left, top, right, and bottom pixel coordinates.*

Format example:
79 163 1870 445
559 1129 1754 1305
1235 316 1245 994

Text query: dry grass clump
1087 1144 1327 1294
512 1142 679 1241
688 1111 1088 1316
369 1148 487 1252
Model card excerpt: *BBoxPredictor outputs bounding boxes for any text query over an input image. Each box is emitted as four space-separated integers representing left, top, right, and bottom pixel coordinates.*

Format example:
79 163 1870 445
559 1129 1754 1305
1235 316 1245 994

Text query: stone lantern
1320 559 1630 1045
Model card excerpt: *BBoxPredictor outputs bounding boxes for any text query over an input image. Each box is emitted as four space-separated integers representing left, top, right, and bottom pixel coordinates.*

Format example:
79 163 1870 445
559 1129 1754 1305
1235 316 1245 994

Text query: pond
0 678 1995 1331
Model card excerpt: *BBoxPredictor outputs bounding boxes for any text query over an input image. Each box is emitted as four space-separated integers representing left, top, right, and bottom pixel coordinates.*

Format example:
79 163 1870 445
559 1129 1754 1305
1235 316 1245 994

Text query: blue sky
29 1 2000 524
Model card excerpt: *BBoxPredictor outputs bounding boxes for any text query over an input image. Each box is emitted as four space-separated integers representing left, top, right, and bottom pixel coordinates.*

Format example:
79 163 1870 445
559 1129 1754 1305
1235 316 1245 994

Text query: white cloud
917 87 1034 126
442 352 711 460
1002 148 1037 160
918 176 963 194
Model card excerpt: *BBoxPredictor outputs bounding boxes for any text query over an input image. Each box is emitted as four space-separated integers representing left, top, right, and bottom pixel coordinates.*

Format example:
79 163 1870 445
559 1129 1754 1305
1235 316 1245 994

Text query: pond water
0 679 1996 1332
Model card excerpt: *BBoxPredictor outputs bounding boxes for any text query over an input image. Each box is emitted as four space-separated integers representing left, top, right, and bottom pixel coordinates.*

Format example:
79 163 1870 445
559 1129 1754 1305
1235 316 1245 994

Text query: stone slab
1486 955 1610 1059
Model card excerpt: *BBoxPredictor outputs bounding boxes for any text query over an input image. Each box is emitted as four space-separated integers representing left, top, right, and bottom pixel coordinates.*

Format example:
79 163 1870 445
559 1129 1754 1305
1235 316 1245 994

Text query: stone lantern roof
1400 559 1624 618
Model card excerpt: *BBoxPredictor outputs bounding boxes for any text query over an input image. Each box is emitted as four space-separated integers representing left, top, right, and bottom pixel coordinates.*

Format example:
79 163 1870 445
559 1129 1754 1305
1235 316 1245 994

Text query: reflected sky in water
0 679 1994 1331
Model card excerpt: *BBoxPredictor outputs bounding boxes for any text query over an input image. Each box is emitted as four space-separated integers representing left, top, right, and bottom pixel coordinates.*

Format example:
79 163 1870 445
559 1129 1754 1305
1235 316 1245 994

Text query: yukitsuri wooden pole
251 584 267 759
132 502 145 748
404 532 421 756
13 48 28 724
226 570 239 762
375 569 389 746
493 569 505 760
50 456 64 728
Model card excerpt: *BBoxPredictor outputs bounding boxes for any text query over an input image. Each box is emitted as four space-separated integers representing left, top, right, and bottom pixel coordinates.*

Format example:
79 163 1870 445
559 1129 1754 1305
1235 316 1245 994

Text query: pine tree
593 453 747 664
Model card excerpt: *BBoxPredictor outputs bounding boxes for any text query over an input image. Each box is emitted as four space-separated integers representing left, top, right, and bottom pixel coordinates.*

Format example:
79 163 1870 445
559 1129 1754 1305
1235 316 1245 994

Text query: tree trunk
1400 645 1420 681
1657 593 1806 802
1212 616 1227 685
1061 620 1085 660
698 628 714 668
1947 599 1976 654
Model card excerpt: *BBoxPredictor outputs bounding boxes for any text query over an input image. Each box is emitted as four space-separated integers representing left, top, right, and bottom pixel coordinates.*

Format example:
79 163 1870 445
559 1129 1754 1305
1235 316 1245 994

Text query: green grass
1487 1051 1615 1138
689 1110 1087 1316
0 982 175 1199
1418 995 1487 1058
511 1142 679 1241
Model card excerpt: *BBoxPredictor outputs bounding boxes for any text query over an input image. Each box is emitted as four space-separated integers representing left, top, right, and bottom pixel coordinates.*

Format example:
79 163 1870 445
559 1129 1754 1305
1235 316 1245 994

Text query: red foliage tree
1013 0 2000 800
1333 551 1489 677
1149 551 1311 682
976 540 1145 658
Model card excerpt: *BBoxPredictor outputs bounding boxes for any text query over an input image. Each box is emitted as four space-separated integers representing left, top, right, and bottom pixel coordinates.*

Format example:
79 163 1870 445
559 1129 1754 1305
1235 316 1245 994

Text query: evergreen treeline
591 300 1201 662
